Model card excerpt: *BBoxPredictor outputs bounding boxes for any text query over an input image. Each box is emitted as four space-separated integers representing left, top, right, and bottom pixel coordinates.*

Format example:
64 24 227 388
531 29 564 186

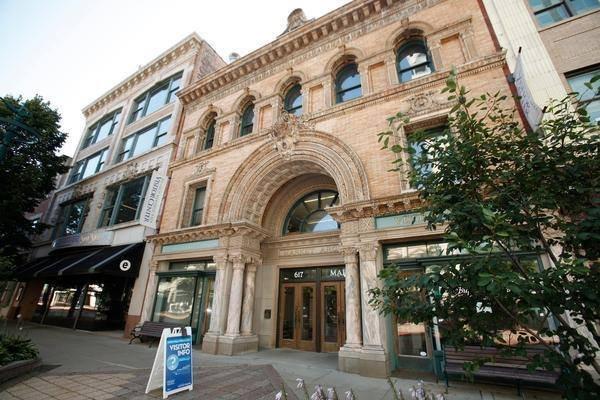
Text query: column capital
359 242 379 262
341 246 358 264
214 254 228 265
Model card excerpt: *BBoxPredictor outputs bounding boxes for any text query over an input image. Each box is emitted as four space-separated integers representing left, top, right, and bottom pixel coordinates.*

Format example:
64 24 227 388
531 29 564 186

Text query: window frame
69 148 108 184
116 116 171 162
203 120 216 150
566 66 600 124
335 62 362 104
284 83 303 115
283 190 340 235
529 0 600 27
396 40 434 84
97 175 150 228
239 103 255 137
56 198 90 237
82 109 121 149
128 72 183 124
190 186 207 226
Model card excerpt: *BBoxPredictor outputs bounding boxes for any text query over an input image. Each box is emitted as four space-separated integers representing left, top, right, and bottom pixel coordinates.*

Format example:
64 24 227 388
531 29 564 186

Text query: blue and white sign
145 326 193 399
164 335 193 396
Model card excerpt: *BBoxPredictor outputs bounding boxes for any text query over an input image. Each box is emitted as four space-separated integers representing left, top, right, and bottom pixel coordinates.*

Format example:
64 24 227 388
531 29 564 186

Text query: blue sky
0 0 347 156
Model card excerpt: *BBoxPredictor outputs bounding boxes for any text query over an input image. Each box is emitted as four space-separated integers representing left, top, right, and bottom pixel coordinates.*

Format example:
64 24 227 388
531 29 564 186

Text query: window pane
529 0 563 11
204 120 215 149
240 104 254 136
284 190 340 234
535 4 570 25
155 117 171 146
99 189 117 227
132 126 157 157
152 277 196 325
81 152 102 179
145 85 169 116
337 86 362 103
130 99 144 123
83 127 96 148
284 84 303 115
569 0 600 13
62 200 87 236
397 320 428 356
567 70 600 101
337 64 360 91
168 76 182 101
191 187 206 226
96 119 113 142
119 135 135 161
115 177 146 224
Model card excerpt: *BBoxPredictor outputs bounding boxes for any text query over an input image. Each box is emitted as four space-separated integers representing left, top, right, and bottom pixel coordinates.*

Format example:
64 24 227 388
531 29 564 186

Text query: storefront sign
52 230 114 249
375 212 427 229
146 326 193 398
513 52 543 131
140 170 167 229
161 239 219 254
280 266 345 282
119 260 131 271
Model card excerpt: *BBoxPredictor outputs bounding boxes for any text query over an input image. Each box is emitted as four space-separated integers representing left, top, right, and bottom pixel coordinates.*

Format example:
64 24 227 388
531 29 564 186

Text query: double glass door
278 280 345 352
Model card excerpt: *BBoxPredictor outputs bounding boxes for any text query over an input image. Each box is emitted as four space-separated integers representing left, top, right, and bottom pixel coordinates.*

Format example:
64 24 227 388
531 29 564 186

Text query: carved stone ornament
281 8 310 35
266 110 315 160
194 160 210 175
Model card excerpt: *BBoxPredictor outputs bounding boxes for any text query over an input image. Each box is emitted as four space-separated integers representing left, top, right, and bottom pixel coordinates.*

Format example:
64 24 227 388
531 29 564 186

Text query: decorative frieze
278 245 340 257
266 110 315 160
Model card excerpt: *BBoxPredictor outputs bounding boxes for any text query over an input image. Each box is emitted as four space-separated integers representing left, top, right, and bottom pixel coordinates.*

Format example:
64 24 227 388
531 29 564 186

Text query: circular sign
119 260 131 271
166 354 179 371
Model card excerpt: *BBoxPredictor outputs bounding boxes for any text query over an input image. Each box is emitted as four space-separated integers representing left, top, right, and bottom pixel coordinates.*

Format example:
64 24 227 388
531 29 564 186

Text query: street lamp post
0 97 41 162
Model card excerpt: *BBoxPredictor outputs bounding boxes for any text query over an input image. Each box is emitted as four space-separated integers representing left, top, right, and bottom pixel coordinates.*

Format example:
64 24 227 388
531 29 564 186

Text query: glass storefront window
169 260 216 272
397 320 428 357
152 276 196 325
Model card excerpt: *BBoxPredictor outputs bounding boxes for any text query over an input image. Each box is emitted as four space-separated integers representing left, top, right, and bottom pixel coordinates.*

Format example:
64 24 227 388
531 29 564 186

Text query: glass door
191 276 215 344
278 283 317 351
320 281 345 352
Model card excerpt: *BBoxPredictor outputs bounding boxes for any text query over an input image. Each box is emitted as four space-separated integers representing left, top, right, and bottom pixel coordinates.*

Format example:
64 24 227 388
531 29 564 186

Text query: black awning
14 243 145 280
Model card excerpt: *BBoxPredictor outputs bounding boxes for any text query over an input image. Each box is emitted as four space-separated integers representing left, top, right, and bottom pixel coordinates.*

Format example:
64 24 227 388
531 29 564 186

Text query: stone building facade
484 0 600 123
13 34 225 335
143 0 521 377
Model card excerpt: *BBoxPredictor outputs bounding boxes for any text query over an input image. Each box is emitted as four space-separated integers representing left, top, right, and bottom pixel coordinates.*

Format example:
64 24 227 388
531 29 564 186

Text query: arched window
284 84 303 116
204 119 215 150
283 190 340 235
239 103 255 136
396 41 433 83
335 63 362 104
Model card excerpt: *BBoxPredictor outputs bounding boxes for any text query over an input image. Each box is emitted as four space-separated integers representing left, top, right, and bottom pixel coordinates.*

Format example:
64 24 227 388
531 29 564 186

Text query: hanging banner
140 170 167 229
513 51 543 131
145 326 193 399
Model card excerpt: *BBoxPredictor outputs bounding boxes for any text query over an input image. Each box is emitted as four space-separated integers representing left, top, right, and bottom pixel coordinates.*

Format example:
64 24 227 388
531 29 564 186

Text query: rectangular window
128 72 182 124
407 126 445 187
82 109 121 149
567 67 600 124
190 187 206 226
116 116 171 162
69 148 108 184
529 0 599 27
57 199 90 237
98 176 149 227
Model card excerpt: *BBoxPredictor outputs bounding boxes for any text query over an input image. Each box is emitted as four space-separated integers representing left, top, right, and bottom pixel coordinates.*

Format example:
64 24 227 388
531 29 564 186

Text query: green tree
0 95 69 276
372 70 600 399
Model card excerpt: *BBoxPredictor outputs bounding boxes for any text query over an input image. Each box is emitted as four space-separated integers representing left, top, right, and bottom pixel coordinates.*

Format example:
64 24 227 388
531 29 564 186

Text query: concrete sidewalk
0 323 559 399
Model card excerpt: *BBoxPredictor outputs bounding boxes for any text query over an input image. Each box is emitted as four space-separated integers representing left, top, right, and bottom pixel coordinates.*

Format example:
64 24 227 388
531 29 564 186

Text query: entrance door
320 281 345 352
278 283 317 351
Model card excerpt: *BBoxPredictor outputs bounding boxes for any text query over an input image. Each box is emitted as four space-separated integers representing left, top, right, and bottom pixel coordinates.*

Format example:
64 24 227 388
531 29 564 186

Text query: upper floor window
98 175 149 227
529 0 599 27
204 120 216 150
567 67 600 124
335 63 362 103
284 190 340 235
397 41 434 83
117 116 171 162
408 126 446 186
284 84 303 115
190 186 206 226
240 103 255 136
69 148 108 184
129 72 182 124
56 198 90 237
82 109 121 149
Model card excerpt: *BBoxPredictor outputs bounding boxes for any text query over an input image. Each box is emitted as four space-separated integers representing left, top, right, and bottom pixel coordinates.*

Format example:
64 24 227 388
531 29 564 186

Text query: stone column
358 242 389 377
225 256 246 336
240 262 258 335
342 247 362 348
207 256 227 335
385 54 400 86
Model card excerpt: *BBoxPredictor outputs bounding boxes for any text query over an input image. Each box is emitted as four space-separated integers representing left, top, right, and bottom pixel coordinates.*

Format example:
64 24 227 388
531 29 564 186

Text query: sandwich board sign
145 326 193 398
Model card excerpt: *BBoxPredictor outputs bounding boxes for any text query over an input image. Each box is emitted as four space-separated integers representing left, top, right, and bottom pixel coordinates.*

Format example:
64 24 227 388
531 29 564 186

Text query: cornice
328 192 424 223
82 33 209 118
148 221 270 245
178 0 443 107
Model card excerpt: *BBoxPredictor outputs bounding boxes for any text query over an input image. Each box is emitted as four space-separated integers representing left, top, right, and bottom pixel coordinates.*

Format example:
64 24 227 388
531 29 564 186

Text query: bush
0 334 39 366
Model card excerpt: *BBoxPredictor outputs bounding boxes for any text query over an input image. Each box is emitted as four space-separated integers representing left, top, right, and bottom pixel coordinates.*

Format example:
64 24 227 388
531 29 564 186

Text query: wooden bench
129 321 181 347
443 345 559 395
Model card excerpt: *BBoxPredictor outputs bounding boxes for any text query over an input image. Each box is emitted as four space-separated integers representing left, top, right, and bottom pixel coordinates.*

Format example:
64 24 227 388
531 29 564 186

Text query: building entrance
277 266 345 352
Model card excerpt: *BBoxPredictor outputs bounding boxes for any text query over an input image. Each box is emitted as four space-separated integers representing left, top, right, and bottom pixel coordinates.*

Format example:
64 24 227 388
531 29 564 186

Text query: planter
0 357 42 384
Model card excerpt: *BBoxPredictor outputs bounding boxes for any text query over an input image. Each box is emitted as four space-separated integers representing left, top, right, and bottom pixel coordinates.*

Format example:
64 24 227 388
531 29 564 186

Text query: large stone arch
218 130 370 225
